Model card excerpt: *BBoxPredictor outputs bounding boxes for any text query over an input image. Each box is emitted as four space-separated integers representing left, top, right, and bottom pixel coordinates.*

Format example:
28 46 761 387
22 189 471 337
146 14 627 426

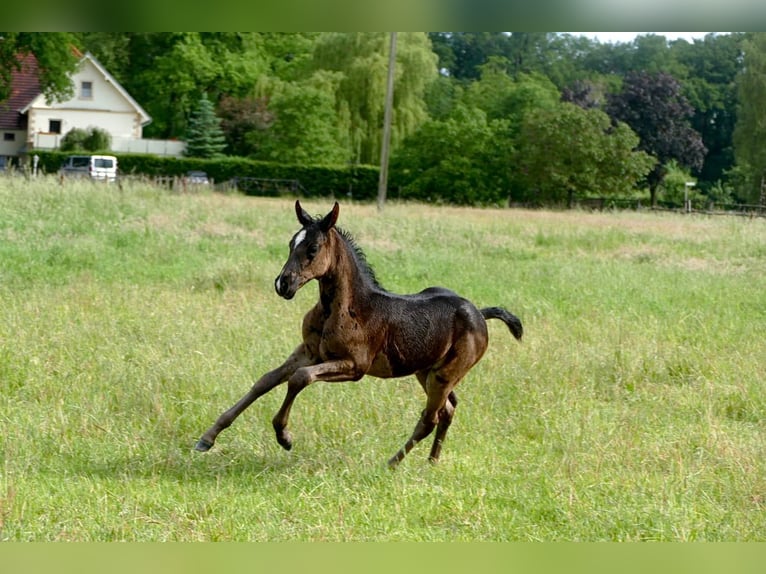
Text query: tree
79 33 269 139
311 32 438 165
606 71 706 206
515 102 654 205
218 94 274 157
0 32 80 102
247 79 350 165
733 33 766 203
428 32 510 80
184 94 226 158
427 32 555 80
391 105 513 205
561 79 605 109
674 33 744 190
258 33 319 81
463 63 560 139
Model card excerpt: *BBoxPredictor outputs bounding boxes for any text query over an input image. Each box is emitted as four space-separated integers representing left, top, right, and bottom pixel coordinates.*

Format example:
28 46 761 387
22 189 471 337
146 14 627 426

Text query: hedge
31 151 380 201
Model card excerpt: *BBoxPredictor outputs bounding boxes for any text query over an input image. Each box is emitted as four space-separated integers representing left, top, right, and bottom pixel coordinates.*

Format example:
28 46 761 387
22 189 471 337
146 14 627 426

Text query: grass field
1 175 765 541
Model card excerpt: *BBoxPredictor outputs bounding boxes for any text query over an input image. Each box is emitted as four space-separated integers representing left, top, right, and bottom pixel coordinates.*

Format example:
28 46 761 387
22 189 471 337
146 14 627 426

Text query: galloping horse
196 201 523 467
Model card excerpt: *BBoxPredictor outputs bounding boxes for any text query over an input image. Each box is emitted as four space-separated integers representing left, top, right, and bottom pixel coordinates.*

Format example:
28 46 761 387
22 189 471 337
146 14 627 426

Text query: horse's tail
481 307 523 341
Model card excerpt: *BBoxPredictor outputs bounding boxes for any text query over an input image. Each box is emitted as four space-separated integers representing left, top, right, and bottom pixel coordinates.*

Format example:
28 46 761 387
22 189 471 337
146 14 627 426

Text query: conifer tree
184 94 226 158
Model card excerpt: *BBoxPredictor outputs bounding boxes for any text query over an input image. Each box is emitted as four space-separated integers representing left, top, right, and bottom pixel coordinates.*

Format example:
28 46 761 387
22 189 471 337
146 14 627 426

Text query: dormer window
80 81 93 99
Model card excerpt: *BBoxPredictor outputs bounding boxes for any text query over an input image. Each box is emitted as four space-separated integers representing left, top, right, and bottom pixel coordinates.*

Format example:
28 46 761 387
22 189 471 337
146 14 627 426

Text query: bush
83 127 111 152
59 128 89 152
59 127 112 152
31 150 380 200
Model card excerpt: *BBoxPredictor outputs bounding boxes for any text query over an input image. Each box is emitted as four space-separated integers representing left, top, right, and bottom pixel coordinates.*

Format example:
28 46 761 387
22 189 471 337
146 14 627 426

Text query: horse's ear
319 202 340 232
295 200 313 226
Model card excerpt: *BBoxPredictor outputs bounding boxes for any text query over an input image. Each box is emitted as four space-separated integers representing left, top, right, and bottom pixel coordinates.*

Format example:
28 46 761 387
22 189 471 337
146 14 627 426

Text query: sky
573 32 714 44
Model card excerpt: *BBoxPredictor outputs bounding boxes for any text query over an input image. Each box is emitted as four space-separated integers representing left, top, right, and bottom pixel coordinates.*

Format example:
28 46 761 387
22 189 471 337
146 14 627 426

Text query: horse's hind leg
390 320 486 468
195 345 312 452
388 371 455 468
414 371 458 464
429 395 457 463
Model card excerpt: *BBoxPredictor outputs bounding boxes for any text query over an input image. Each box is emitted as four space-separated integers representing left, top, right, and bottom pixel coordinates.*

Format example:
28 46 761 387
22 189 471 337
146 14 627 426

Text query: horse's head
275 200 340 299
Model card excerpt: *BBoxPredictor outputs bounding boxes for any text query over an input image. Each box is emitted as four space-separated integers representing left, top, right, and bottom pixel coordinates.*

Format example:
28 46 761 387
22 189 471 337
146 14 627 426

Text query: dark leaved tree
217 95 274 157
606 71 706 205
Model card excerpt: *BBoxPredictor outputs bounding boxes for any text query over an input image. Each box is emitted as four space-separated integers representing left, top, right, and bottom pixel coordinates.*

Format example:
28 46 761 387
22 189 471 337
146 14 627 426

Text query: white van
60 155 118 182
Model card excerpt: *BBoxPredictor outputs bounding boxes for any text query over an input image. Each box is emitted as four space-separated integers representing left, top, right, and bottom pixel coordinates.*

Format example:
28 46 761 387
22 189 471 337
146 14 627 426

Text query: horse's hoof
276 431 293 451
195 438 214 452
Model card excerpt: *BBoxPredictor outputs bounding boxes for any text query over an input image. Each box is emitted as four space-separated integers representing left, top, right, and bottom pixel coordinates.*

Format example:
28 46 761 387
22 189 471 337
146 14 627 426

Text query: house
0 50 184 169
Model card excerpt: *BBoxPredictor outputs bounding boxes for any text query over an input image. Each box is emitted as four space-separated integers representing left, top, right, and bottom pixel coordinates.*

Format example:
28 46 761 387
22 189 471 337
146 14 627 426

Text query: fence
117 174 212 192
576 197 766 218
229 177 308 197
32 133 185 157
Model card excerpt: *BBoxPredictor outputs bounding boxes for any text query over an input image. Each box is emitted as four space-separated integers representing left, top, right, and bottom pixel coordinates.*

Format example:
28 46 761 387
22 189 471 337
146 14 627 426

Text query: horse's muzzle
275 273 297 299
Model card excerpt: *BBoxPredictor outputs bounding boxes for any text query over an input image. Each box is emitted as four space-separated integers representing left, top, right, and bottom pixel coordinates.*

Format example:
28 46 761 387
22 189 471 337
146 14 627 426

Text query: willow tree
733 32 766 203
311 32 438 165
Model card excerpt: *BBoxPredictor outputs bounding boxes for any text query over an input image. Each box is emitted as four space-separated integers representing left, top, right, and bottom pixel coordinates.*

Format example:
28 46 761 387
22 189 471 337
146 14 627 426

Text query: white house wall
26 58 145 141
28 108 141 140
0 130 26 156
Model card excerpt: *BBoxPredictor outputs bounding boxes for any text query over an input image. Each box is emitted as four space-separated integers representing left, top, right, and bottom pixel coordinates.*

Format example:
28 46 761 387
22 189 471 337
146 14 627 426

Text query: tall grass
1 175 765 540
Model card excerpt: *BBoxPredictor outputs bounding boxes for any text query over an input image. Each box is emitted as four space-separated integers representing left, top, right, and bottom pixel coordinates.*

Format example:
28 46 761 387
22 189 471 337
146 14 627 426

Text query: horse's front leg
272 359 364 451
195 345 314 452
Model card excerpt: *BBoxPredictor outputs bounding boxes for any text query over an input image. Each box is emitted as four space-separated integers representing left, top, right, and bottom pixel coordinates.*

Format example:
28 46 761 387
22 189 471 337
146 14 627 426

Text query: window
3 133 15 141
48 120 62 134
80 81 93 99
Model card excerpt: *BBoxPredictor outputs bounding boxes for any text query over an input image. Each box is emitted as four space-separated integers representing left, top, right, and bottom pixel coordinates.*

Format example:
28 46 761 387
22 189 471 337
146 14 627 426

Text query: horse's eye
307 244 319 260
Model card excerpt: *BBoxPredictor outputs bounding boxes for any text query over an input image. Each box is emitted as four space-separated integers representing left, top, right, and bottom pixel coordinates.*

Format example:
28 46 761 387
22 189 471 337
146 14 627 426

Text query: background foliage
6 32 766 206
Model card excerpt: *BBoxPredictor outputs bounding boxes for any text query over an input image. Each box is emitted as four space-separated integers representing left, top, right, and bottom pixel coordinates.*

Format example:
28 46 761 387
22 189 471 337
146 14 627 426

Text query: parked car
60 154 118 182
186 170 210 185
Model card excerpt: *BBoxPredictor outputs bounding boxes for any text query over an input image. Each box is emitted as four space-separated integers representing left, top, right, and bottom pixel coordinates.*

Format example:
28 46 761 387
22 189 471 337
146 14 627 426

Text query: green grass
1 175 765 540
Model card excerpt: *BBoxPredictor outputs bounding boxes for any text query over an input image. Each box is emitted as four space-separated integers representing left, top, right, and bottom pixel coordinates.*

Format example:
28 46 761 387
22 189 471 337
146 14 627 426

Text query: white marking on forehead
293 229 307 247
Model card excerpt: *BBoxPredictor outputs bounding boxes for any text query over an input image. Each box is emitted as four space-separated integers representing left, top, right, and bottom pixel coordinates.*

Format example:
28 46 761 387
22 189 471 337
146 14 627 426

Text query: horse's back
366 287 487 377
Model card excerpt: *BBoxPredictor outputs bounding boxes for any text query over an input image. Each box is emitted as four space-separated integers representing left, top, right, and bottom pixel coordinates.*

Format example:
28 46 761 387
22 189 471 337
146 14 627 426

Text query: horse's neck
319 236 371 313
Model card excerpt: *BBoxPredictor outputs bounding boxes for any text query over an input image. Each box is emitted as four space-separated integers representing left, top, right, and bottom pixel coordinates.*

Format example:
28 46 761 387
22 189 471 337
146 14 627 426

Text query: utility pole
377 32 397 212
760 174 766 214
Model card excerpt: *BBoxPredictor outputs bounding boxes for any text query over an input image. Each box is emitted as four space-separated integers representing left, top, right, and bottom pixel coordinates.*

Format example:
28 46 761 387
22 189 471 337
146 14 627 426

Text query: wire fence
576 197 766 218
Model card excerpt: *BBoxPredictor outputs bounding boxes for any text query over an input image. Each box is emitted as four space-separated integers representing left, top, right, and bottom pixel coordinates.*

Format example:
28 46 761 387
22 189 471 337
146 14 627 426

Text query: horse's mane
335 226 382 289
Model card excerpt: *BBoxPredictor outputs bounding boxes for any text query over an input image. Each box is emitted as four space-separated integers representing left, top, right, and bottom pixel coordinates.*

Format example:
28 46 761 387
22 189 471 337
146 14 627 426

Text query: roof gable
0 53 41 130
76 52 151 126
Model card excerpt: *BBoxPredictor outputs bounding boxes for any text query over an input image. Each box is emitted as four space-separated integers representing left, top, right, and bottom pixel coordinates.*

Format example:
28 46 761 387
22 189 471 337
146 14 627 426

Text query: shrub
31 150 379 200
59 128 89 152
59 127 112 152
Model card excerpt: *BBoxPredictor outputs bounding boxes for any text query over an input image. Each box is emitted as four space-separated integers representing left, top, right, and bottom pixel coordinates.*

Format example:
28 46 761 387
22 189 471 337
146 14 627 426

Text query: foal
196 201 523 467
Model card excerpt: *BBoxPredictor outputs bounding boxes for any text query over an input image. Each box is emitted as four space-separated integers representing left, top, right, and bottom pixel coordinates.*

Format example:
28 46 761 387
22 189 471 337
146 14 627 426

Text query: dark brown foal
196 201 523 468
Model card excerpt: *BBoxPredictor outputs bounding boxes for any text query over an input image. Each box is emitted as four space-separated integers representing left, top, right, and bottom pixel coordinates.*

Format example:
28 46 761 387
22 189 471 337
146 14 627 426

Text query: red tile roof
0 53 42 130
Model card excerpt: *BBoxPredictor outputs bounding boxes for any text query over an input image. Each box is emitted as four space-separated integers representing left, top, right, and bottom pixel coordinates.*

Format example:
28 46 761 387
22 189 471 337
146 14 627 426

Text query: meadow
0 175 765 541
